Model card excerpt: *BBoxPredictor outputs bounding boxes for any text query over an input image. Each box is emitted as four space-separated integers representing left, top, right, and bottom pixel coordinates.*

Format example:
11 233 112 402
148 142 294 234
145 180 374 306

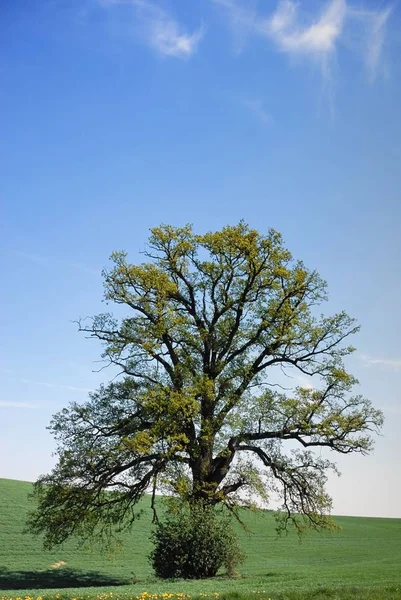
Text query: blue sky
1 0 400 518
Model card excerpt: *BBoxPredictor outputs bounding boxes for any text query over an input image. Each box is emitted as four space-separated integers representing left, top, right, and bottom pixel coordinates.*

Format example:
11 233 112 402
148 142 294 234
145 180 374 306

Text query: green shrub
149 502 245 579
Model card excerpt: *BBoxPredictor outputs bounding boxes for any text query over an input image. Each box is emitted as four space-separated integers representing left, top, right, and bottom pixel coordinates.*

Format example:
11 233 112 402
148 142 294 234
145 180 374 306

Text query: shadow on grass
0 566 130 590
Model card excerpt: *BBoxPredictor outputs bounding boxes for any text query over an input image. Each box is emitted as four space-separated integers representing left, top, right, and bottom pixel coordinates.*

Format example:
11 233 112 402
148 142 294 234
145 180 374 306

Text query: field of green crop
0 478 400 600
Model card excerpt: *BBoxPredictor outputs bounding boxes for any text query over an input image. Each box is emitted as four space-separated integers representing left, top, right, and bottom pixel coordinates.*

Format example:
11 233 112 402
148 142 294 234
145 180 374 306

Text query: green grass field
0 478 400 600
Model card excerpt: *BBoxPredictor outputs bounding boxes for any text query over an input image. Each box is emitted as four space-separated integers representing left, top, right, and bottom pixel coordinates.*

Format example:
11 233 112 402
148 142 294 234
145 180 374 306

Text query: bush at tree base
149 503 245 579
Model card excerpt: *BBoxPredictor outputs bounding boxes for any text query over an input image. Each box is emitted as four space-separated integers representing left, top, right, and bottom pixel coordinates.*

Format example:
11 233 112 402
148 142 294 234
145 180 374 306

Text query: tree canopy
28 223 383 548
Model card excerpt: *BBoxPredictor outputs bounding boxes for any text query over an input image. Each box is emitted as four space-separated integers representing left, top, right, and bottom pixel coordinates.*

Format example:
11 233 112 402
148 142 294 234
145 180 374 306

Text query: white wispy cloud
98 0 204 58
0 401 42 409
241 98 273 126
213 0 391 82
266 0 347 59
359 354 401 372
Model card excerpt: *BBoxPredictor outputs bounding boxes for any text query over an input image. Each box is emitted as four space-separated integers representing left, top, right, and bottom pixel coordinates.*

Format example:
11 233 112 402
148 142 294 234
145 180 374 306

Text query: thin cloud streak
364 7 392 81
241 99 273 126
359 354 401 372
0 401 42 409
15 251 100 276
20 378 92 393
380 405 401 415
98 0 204 58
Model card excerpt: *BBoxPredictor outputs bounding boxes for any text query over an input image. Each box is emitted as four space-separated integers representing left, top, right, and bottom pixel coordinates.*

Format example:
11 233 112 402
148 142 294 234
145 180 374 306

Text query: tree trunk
191 431 215 502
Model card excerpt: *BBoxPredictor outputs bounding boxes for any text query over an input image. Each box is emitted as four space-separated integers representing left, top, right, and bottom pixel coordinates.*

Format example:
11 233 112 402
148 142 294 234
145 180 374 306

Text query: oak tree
28 223 383 548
